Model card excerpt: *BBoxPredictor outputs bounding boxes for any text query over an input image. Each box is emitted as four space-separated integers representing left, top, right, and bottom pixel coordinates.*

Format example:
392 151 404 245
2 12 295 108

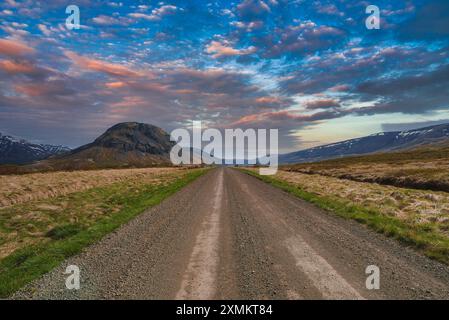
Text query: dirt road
14 168 449 299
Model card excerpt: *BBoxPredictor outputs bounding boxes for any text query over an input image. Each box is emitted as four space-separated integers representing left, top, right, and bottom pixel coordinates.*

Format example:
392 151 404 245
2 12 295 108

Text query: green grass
45 224 85 240
242 169 449 265
0 168 208 298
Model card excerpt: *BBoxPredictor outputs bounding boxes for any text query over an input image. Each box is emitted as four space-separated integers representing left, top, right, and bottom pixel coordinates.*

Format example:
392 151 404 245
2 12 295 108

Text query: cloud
237 0 271 21
129 4 178 21
0 59 36 74
14 81 75 97
280 44 447 95
0 38 35 57
105 81 126 89
221 9 235 17
231 109 345 127
315 4 344 17
64 51 142 77
37 24 52 36
152 4 178 16
357 64 449 96
127 13 159 21
92 14 131 26
206 40 256 58
230 20 264 31
382 3 415 16
162 68 259 96
4 0 19 8
304 99 341 110
255 96 287 107
0 24 30 37
107 2 123 8
255 21 347 58
329 84 350 92
351 64 449 116
0 9 13 16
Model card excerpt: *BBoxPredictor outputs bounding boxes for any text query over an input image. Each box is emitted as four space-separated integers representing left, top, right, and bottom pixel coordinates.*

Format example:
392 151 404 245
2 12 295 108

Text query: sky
0 0 448 152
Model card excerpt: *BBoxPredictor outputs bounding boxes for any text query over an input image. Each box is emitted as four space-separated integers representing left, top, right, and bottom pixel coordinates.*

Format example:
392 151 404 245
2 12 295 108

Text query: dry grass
0 168 208 297
0 167 183 208
0 167 188 259
283 146 449 192
268 169 449 235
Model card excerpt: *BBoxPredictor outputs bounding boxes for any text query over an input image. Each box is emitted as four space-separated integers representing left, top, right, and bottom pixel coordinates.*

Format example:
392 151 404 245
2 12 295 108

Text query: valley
2 121 449 299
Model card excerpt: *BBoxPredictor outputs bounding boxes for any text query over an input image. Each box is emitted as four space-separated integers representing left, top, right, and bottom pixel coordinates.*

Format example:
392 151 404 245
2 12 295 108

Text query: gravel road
13 167 449 299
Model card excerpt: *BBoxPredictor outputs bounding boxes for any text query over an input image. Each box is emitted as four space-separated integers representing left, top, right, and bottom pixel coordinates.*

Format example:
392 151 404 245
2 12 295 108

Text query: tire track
176 169 223 299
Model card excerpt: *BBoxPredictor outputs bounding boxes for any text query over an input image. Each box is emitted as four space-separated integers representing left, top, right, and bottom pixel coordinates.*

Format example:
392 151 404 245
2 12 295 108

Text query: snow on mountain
280 123 449 164
0 133 70 165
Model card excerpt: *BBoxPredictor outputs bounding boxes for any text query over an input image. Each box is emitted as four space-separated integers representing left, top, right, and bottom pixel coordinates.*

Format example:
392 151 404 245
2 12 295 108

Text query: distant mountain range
280 123 449 164
2 122 449 172
0 133 70 165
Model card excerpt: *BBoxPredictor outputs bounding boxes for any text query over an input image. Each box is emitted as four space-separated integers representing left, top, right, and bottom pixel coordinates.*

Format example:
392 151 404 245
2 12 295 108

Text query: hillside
280 123 449 164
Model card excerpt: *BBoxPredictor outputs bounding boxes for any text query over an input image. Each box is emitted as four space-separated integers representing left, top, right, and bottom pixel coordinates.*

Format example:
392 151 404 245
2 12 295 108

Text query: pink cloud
0 59 36 74
231 110 300 126
329 84 350 92
255 96 282 104
110 96 147 109
14 84 48 96
64 51 141 77
231 109 342 127
304 99 340 109
105 81 126 89
0 38 34 57
206 40 256 58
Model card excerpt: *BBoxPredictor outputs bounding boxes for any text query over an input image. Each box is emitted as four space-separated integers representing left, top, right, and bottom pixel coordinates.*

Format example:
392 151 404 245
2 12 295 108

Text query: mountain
0 133 70 165
37 122 175 170
280 123 449 164
0 122 175 173
71 122 173 158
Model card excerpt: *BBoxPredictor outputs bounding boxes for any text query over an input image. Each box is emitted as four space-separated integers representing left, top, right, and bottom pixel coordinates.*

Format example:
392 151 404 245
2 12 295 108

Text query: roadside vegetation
0 167 208 297
243 168 449 265
282 144 449 192
0 167 182 208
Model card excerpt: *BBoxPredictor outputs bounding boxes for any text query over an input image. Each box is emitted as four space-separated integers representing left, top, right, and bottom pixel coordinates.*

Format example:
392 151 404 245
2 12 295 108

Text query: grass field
282 145 449 192
0 167 208 297
0 167 182 208
243 168 449 265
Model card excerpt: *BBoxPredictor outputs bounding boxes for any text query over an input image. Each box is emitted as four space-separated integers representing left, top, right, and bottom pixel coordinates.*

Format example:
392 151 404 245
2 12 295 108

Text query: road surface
14 167 449 299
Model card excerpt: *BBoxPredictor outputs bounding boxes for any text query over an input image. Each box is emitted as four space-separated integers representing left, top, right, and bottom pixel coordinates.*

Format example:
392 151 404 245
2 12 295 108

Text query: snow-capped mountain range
280 123 449 164
0 133 70 165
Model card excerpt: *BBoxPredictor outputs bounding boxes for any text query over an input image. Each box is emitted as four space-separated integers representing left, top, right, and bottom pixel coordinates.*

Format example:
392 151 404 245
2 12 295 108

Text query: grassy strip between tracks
242 169 449 265
0 168 209 298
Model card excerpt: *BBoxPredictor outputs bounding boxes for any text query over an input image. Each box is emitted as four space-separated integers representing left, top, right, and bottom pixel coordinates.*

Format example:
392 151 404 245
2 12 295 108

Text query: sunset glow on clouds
0 0 448 151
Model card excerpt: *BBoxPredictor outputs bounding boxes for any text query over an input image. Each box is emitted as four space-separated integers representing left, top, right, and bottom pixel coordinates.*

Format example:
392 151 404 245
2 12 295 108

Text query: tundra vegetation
282 145 449 192
0 167 208 297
